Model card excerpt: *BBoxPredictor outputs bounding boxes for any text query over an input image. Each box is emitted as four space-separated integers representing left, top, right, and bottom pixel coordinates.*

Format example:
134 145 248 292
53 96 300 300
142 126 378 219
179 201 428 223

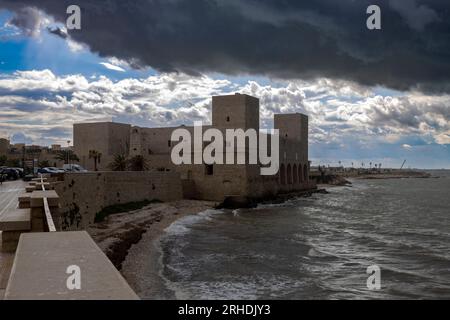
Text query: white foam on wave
164 208 224 236
307 247 328 258
157 208 226 299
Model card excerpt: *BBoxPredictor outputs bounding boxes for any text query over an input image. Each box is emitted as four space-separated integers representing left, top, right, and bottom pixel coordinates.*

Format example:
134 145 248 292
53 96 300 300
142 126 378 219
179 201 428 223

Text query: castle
74 93 315 201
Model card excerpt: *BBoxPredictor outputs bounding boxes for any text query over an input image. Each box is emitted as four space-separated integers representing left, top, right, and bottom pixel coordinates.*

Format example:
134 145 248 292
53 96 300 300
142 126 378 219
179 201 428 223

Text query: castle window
168 140 171 147
226 116 230 122
205 164 214 176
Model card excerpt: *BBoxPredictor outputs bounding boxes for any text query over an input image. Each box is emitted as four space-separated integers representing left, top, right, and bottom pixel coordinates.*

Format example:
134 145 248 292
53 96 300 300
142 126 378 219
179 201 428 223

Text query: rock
219 196 256 209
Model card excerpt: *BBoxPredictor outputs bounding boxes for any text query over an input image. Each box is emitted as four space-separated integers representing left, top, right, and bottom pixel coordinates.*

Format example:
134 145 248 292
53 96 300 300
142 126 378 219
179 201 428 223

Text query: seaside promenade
0 178 138 300
0 180 26 298
0 180 26 218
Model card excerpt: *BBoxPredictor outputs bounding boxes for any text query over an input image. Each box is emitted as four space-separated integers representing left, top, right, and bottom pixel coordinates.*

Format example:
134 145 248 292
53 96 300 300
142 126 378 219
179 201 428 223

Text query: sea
156 170 450 299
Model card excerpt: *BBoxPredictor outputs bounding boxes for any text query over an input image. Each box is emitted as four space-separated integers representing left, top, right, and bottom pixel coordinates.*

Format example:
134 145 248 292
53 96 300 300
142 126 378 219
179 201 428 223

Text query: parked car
37 167 65 174
62 164 88 172
11 167 24 178
0 168 20 180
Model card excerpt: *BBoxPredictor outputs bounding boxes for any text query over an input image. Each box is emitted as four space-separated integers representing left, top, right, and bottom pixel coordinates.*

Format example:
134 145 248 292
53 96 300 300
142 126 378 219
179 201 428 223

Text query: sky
0 0 449 169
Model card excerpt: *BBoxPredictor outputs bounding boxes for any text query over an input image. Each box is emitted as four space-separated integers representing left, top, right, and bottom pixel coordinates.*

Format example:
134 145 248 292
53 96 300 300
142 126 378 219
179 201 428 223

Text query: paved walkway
4 231 139 300
0 179 26 299
0 180 26 218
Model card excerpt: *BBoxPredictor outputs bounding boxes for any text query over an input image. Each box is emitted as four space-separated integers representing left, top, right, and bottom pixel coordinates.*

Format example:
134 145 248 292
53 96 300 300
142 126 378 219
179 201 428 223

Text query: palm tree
55 150 80 164
109 154 128 171
128 155 148 171
39 160 51 168
89 150 102 171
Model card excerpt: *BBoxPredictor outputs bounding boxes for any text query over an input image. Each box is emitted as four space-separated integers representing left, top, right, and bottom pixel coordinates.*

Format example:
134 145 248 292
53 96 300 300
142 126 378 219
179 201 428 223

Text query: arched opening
298 164 303 183
287 164 292 184
303 163 308 182
293 164 298 184
280 164 286 185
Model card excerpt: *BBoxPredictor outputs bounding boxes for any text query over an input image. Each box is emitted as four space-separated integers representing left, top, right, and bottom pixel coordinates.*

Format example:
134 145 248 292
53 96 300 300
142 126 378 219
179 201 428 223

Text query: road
0 180 26 218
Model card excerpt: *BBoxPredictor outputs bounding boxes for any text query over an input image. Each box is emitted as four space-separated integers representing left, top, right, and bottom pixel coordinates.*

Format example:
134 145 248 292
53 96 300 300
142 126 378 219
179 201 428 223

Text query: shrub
94 199 162 223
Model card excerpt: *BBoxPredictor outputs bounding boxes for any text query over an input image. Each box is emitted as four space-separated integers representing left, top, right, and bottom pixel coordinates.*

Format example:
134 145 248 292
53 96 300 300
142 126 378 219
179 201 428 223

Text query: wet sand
87 200 216 299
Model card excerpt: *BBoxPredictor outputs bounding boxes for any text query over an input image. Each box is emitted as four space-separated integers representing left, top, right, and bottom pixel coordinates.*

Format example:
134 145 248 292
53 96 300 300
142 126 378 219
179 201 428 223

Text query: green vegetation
39 160 51 168
55 150 80 164
107 154 150 171
108 154 128 171
128 155 149 171
94 199 162 223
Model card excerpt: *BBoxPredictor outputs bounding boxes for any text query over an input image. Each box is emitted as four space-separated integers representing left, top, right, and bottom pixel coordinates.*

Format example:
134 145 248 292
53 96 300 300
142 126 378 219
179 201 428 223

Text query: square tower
212 93 260 130
74 122 131 170
274 113 308 143
274 113 308 162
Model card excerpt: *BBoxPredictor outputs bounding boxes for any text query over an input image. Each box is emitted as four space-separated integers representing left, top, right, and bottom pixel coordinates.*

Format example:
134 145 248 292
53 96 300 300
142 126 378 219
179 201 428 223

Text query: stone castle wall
73 94 315 202
54 171 183 230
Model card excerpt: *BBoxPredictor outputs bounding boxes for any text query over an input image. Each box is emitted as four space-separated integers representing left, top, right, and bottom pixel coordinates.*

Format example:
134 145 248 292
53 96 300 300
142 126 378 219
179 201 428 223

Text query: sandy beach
87 199 217 299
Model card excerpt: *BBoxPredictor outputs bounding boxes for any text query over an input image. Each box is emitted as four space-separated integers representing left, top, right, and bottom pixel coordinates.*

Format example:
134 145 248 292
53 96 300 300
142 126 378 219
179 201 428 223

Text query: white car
38 167 65 174
62 164 88 172
47 167 66 173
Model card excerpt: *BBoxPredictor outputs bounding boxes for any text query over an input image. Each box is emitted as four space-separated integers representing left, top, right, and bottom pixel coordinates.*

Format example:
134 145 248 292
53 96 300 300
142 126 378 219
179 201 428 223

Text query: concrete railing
38 175 56 232
1 174 139 300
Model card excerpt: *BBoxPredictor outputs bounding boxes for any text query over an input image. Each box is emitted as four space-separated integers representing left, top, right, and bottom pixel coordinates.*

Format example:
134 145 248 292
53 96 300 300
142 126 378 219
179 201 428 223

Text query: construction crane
400 159 406 169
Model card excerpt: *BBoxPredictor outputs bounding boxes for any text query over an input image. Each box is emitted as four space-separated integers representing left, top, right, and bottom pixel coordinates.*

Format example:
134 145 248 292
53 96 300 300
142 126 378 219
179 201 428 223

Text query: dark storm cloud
1 0 450 92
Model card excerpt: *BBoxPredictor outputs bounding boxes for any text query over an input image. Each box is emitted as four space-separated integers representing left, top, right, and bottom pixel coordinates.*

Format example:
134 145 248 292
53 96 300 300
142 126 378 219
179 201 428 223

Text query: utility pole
22 145 26 171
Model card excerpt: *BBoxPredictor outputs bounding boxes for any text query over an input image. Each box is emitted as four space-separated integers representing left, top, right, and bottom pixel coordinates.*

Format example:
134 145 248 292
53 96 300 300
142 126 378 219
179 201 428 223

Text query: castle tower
212 93 260 130
274 113 308 143
274 113 308 160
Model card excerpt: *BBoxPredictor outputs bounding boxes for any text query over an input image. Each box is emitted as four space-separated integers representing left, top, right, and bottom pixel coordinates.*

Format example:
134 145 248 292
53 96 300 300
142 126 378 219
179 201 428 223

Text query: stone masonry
74 93 315 201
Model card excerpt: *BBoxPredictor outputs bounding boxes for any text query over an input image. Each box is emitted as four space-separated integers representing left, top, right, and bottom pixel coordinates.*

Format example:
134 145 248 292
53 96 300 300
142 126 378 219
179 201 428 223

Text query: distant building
0 138 9 156
0 140 69 169
74 94 315 201
12 143 25 150
51 144 62 151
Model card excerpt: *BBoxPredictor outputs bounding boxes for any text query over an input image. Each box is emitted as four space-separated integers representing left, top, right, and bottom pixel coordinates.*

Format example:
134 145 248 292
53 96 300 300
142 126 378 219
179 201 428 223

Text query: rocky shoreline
353 171 432 179
311 170 431 185
87 188 326 298
87 200 217 271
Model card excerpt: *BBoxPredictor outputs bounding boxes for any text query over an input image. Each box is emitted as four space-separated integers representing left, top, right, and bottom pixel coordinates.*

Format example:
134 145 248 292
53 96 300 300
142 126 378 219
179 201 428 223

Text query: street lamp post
67 140 71 166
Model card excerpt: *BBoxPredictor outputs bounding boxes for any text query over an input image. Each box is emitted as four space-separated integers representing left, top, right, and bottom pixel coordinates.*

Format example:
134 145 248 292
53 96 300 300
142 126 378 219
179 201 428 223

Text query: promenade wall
54 171 183 229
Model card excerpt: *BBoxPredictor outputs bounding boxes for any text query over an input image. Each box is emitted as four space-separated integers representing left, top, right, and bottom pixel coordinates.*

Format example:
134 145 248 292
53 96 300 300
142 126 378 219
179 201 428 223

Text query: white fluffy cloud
99 62 126 72
0 70 449 153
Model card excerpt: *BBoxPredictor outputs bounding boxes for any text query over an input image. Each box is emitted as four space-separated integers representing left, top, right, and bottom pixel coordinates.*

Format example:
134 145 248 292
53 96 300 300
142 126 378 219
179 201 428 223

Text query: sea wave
164 209 225 236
